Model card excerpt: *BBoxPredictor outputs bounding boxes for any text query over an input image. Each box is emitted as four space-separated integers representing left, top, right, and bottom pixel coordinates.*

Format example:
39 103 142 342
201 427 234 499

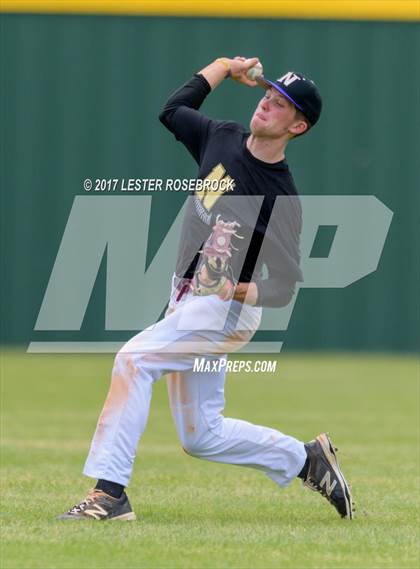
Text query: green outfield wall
1 14 419 351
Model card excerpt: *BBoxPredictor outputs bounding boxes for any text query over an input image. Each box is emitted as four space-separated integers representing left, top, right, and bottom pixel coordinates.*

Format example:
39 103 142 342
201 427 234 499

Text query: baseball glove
193 215 243 300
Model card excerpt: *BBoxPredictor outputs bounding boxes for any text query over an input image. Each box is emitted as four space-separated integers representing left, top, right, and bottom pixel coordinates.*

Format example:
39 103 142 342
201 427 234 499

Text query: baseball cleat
302 433 354 519
57 489 136 521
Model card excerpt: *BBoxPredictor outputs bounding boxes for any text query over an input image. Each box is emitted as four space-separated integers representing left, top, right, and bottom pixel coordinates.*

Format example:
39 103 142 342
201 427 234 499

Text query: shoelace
304 477 334 505
68 490 98 514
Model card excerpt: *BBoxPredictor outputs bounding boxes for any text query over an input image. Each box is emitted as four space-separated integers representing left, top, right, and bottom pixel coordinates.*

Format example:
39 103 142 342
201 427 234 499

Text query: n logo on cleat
85 504 108 520
320 471 337 496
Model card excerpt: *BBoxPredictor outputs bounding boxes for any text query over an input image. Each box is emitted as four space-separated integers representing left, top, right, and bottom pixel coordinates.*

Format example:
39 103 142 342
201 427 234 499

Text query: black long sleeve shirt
159 74 303 307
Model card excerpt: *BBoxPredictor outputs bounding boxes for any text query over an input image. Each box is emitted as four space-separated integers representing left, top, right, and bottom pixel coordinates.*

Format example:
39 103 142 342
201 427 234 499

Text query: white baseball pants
83 278 306 487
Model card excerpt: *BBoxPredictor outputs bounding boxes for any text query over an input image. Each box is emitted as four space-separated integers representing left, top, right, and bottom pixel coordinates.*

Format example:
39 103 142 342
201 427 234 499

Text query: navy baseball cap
256 71 322 126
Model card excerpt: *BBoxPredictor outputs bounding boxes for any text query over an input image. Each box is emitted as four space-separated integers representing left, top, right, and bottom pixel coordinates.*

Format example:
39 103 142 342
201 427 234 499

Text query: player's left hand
215 274 235 301
192 216 242 301
193 264 235 301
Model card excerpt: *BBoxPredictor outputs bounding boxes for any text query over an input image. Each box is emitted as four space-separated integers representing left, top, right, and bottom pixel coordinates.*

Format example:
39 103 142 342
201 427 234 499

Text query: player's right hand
229 56 260 87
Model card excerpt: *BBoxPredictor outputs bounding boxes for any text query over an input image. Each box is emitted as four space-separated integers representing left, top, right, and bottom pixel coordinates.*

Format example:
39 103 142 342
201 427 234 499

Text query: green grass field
1 350 419 569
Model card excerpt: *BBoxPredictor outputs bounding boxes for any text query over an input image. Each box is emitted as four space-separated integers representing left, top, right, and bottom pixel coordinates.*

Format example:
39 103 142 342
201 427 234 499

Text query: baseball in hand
246 62 263 81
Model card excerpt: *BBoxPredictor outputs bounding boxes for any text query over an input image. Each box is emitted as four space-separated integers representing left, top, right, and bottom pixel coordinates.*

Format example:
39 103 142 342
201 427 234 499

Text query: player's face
250 88 303 138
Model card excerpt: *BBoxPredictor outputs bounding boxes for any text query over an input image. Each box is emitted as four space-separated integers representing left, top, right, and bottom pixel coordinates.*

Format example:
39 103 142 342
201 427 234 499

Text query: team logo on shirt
195 163 235 212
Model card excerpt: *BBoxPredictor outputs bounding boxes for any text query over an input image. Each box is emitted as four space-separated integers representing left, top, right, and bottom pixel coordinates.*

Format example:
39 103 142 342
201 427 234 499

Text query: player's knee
178 427 203 457
181 433 216 458
182 442 205 458
177 414 223 458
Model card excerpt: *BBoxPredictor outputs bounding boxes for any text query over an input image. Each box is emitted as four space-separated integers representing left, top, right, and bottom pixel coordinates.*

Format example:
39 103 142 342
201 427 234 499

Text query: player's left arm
232 282 259 305
249 197 303 308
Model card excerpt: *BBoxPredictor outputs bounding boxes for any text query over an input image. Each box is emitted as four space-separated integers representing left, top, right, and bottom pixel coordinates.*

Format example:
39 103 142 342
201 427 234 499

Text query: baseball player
59 57 354 521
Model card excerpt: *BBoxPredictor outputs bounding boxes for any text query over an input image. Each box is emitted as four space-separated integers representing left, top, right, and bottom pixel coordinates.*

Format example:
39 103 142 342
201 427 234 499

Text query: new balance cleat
57 489 136 521
302 433 354 519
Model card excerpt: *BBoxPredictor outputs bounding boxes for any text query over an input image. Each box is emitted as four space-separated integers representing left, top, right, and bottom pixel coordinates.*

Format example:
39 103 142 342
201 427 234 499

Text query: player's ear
289 119 308 137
